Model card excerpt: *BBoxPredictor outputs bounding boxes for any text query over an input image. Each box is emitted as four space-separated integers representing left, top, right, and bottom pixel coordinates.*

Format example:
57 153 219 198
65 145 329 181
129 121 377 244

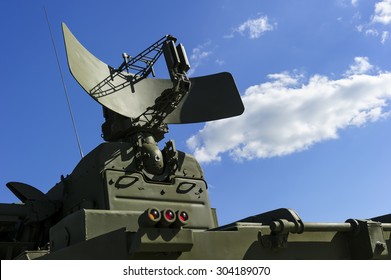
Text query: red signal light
164 209 175 222
179 211 188 222
174 210 189 227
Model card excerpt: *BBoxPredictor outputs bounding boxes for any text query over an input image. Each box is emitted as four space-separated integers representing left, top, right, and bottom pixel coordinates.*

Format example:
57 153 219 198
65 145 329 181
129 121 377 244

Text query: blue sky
1 0 390 225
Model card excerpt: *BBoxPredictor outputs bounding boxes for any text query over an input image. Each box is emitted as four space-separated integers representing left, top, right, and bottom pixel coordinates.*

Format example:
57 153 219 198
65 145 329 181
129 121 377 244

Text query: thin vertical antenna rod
44 7 84 158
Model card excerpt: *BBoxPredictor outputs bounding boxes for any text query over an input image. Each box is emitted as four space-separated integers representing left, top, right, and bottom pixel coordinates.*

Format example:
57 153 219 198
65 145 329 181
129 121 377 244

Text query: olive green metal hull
12 214 391 260
2 139 390 261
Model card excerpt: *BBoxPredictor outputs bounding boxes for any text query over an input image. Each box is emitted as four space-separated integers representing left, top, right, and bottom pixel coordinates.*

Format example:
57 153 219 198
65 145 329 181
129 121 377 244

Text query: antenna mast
44 8 84 158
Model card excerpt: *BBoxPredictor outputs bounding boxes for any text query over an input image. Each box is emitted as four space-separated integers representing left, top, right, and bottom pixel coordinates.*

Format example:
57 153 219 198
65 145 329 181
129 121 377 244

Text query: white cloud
357 25 390 44
187 57 391 163
355 24 364 32
187 43 212 76
372 0 391 25
365 28 379 36
344 56 374 75
227 16 275 39
381 30 390 43
354 1 391 44
215 59 225 66
336 0 358 7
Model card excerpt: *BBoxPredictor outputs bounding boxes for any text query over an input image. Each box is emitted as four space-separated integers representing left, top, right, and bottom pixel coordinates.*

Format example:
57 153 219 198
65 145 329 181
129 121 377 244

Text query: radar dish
62 23 244 124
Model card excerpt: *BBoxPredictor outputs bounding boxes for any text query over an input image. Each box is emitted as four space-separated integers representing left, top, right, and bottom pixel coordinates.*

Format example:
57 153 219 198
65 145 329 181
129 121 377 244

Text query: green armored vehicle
0 23 390 260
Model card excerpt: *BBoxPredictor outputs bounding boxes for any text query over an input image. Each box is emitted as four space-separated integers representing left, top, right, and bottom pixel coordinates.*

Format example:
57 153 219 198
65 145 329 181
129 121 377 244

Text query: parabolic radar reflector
62 23 244 124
